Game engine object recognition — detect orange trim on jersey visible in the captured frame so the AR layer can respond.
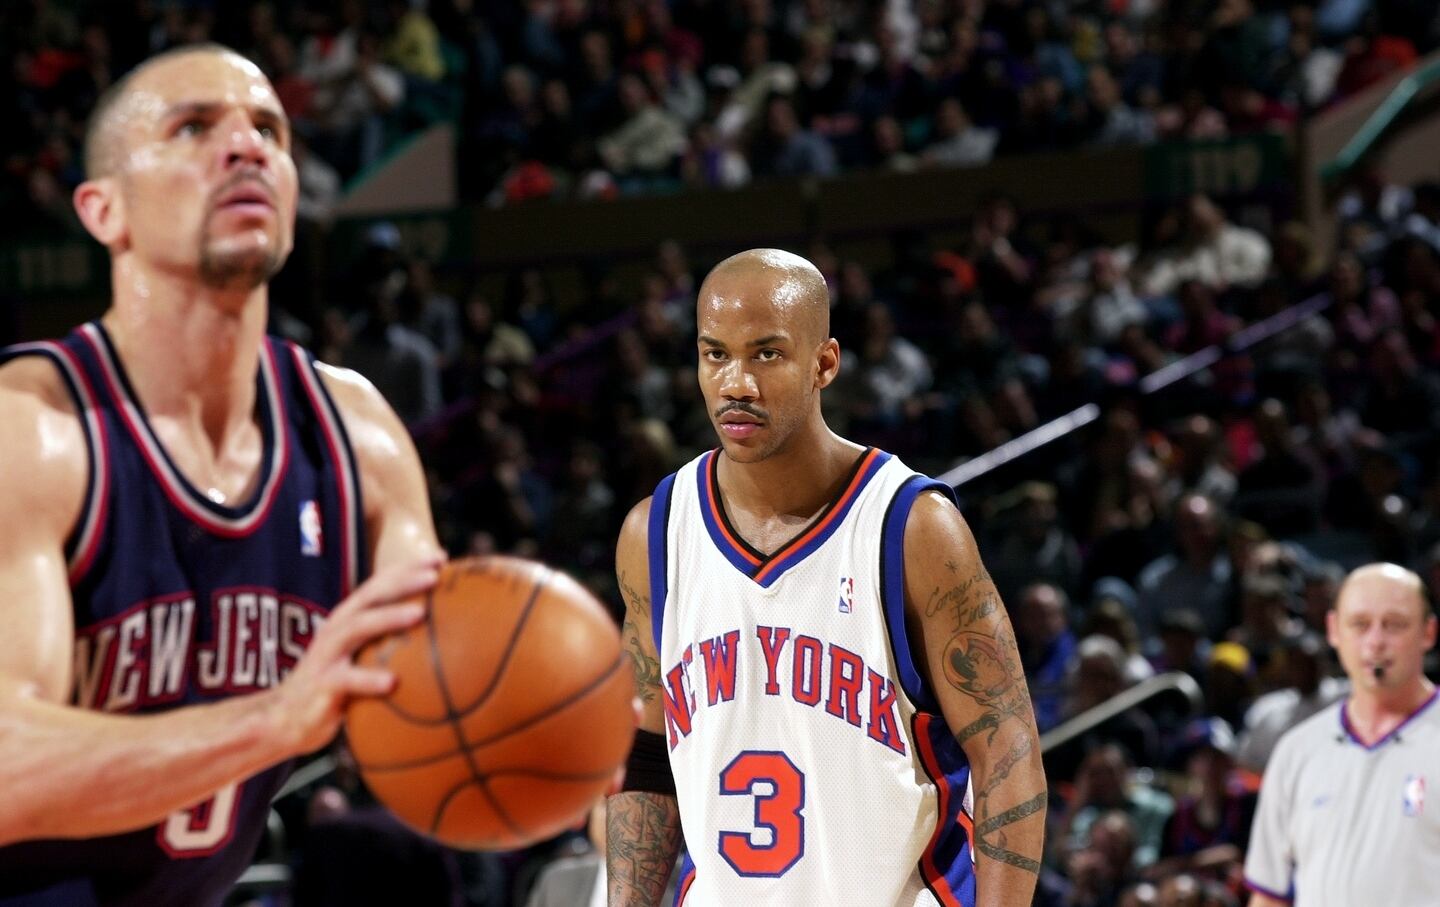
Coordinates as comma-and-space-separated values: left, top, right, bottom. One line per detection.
751, 448, 883, 584
704, 452, 763, 566
676, 865, 696, 905
915, 713, 964, 907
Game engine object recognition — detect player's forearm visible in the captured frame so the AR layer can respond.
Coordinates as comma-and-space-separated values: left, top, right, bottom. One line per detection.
606, 791, 682, 907
0, 685, 291, 844
969, 735, 1047, 907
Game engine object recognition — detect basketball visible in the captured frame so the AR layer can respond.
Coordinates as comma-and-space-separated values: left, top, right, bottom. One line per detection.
344, 556, 636, 850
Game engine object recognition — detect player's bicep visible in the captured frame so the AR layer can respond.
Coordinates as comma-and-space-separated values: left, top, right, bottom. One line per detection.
0, 386, 85, 703
902, 492, 1036, 758
318, 364, 442, 572
616, 497, 665, 733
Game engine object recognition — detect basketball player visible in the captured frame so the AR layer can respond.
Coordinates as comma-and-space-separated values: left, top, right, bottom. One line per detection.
0, 45, 443, 904
607, 250, 1046, 906
1245, 562, 1440, 907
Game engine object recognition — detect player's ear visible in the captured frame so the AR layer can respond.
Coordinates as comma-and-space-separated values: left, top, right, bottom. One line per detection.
1325, 608, 1340, 648
814, 337, 841, 390
74, 177, 127, 248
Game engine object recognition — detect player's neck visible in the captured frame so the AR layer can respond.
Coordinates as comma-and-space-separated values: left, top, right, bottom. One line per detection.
104, 262, 267, 443
1346, 677, 1435, 734
718, 427, 864, 519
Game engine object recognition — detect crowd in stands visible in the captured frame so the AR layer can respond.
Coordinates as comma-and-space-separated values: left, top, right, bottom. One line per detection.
6, 0, 1440, 229
250, 166, 1440, 906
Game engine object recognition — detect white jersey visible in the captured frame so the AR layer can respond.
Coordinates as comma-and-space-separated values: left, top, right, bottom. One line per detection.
1244, 690, 1440, 907
648, 448, 976, 907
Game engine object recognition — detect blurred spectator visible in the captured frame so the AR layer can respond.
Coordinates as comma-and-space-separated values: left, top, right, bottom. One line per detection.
988, 482, 1084, 607
597, 74, 687, 186
1066, 810, 1143, 907
1064, 745, 1174, 869
751, 93, 838, 178
1087, 583, 1157, 684
1014, 581, 1079, 735
921, 97, 998, 168
345, 275, 443, 424
1142, 196, 1272, 297
1137, 493, 1233, 640
1154, 718, 1256, 877
1233, 398, 1323, 537
1053, 249, 1148, 351
1048, 636, 1162, 780
305, 30, 405, 178
1235, 633, 1347, 771
842, 302, 932, 438
1164, 415, 1237, 506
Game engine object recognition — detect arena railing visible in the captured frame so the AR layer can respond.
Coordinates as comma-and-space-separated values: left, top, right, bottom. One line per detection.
936, 291, 1332, 490
1321, 56, 1440, 184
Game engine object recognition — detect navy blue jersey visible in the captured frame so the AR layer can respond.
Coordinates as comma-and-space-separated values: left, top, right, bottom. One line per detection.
0, 322, 367, 907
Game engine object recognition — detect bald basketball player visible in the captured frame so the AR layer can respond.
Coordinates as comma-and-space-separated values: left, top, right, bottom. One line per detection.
1245, 563, 1440, 907
608, 250, 1046, 906
0, 45, 442, 905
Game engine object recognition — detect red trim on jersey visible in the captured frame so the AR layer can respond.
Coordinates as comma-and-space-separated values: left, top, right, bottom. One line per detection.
77, 325, 290, 538
675, 865, 696, 905
915, 713, 964, 907
703, 452, 763, 567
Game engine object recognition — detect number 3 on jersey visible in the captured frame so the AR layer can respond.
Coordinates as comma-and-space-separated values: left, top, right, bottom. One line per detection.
157, 781, 240, 857
718, 751, 805, 876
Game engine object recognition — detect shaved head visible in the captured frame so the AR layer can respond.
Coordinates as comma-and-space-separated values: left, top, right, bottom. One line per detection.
1337, 562, 1430, 618
84, 43, 255, 178
700, 249, 831, 348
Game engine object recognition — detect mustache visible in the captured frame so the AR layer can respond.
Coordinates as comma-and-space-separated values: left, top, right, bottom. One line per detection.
714, 402, 768, 420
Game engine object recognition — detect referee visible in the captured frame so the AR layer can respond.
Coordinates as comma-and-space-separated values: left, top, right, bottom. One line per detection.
1244, 562, 1439, 907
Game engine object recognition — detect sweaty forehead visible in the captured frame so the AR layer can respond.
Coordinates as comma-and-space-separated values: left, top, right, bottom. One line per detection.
1337, 574, 1425, 618
124, 51, 281, 123
698, 267, 827, 345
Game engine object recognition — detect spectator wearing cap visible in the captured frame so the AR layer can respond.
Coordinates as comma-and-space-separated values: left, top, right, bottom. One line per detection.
1015, 582, 1079, 734
1236, 633, 1347, 772
1204, 642, 1256, 731
1154, 718, 1257, 882
1151, 609, 1211, 680
1228, 573, 1305, 689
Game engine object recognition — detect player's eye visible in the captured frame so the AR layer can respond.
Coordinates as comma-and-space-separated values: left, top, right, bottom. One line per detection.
756, 349, 781, 362
703, 349, 726, 361
258, 124, 278, 140
176, 119, 207, 137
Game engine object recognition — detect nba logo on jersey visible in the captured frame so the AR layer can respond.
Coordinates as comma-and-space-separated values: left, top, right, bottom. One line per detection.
838, 576, 854, 613
1403, 774, 1426, 817
299, 500, 323, 557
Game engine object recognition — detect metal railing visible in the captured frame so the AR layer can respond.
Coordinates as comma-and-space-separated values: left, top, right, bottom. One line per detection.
939, 290, 1333, 490
1039, 671, 1204, 754
1320, 57, 1440, 183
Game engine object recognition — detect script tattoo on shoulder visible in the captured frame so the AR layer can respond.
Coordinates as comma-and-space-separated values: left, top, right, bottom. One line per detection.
619, 570, 662, 704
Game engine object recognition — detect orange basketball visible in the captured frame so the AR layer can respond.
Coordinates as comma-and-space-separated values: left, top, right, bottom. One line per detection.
345, 556, 635, 850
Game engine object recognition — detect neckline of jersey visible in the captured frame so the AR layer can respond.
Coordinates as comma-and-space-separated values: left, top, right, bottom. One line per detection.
83, 321, 289, 531
1338, 686, 1439, 751
698, 446, 888, 587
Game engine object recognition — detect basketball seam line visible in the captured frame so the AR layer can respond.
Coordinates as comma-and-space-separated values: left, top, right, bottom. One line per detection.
374, 568, 548, 726
425, 566, 549, 840
353, 653, 628, 774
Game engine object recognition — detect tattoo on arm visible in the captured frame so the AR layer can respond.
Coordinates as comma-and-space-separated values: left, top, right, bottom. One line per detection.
973, 793, 1046, 873
932, 568, 1044, 877
619, 570, 663, 705
607, 792, 682, 905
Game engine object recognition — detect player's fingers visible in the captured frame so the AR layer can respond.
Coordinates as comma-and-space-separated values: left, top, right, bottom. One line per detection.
323, 602, 426, 657
337, 664, 399, 698
332, 558, 443, 617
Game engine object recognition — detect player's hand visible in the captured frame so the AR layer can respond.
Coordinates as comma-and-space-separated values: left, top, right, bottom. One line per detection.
268, 557, 442, 758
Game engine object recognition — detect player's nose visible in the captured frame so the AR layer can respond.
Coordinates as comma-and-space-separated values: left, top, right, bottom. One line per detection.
218, 113, 271, 169
719, 359, 758, 400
